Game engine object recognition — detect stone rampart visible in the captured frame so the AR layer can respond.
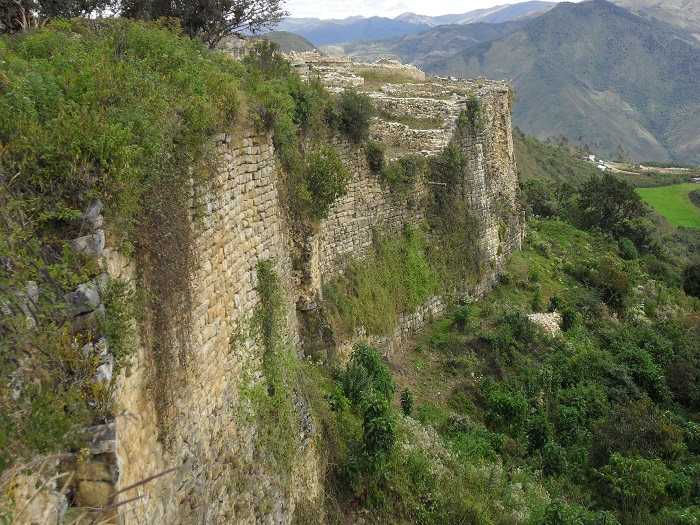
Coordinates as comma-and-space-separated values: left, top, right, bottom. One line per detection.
46, 56, 523, 524
110, 129, 320, 525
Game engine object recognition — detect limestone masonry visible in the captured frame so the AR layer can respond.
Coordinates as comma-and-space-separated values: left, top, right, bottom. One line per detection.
24, 53, 524, 524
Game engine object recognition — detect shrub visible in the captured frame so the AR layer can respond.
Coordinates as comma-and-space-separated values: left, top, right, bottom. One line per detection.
589, 400, 685, 468
598, 453, 672, 524
400, 388, 415, 416
618, 237, 639, 260
337, 88, 375, 142
365, 140, 386, 175
347, 342, 396, 402
483, 386, 528, 436
383, 154, 424, 193
339, 344, 397, 484
593, 263, 631, 312
683, 262, 700, 299
301, 144, 352, 220
560, 306, 578, 331
457, 93, 484, 134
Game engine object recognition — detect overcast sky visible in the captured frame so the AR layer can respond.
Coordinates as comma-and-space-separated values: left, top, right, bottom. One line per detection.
282, 0, 565, 20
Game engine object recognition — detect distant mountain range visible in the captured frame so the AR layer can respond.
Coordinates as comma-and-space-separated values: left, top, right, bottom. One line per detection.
424, 0, 700, 163
274, 2, 556, 45
325, 21, 528, 68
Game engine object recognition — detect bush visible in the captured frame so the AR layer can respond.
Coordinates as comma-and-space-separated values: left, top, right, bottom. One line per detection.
337, 88, 375, 142
457, 93, 483, 134
301, 144, 352, 219
383, 154, 424, 193
618, 237, 639, 260
400, 388, 415, 416
589, 400, 684, 468
365, 140, 386, 175
683, 262, 700, 299
339, 344, 397, 484
593, 263, 631, 312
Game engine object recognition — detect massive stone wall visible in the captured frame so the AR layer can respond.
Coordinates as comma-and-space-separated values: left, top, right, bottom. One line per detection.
110, 129, 320, 525
46, 57, 524, 524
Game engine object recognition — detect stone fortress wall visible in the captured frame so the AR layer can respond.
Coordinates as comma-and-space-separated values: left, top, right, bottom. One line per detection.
33, 52, 524, 524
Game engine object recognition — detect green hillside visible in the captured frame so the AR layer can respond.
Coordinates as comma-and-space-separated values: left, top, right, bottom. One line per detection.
426, 0, 700, 164
259, 31, 318, 53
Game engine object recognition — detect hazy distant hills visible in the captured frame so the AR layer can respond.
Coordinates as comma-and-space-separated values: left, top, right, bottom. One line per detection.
326, 22, 528, 68
394, 1, 557, 25
425, 0, 700, 163
275, 2, 556, 46
274, 16, 431, 45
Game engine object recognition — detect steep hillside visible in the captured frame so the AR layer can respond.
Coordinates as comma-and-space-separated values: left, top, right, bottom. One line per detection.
427, 0, 700, 164
258, 30, 318, 53
611, 0, 700, 38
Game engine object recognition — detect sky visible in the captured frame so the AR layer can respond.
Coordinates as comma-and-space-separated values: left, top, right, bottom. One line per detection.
282, 0, 562, 20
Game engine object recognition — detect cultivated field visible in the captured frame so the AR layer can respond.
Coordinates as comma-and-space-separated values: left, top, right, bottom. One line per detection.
637, 183, 700, 228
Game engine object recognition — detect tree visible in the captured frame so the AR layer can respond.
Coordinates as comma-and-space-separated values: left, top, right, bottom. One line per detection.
121, 0, 288, 47
337, 88, 375, 142
576, 173, 645, 237
1, 0, 114, 33
682, 262, 700, 299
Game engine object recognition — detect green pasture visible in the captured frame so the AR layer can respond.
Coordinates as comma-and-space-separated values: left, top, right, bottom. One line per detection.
636, 183, 700, 228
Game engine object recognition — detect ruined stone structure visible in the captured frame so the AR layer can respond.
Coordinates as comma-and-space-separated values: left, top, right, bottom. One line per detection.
11, 55, 524, 524
108, 57, 522, 524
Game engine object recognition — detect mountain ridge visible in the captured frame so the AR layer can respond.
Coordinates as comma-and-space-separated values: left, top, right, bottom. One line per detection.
275, 2, 557, 45
425, 0, 700, 163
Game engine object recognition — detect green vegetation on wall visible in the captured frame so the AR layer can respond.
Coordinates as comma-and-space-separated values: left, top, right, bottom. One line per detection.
0, 21, 372, 471
323, 225, 439, 338
240, 261, 299, 477
0, 18, 246, 468
322, 140, 482, 340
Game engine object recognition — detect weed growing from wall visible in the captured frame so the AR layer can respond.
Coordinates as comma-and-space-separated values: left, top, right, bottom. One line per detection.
0, 182, 109, 472
427, 143, 483, 287
99, 278, 138, 374
365, 140, 386, 175
240, 261, 299, 482
323, 225, 439, 338
383, 154, 425, 194
457, 93, 485, 135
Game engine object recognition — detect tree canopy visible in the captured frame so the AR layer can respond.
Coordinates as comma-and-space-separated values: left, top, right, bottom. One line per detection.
1, 0, 288, 46
576, 173, 646, 236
